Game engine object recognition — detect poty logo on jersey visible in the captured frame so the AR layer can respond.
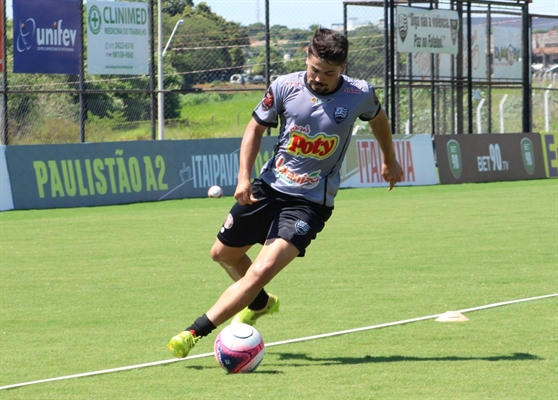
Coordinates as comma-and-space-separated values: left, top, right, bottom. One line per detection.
16, 18, 77, 52
287, 132, 339, 160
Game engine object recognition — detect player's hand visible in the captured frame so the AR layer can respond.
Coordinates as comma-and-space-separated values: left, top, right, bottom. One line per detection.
234, 179, 258, 205
382, 160, 404, 191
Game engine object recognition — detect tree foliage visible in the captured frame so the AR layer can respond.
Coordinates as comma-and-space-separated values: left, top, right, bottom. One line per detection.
163, 0, 194, 17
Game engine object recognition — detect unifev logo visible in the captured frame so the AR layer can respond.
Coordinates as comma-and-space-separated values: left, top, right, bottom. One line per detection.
520, 138, 535, 175
16, 18, 35, 51
16, 18, 77, 52
88, 5, 102, 35
446, 139, 462, 179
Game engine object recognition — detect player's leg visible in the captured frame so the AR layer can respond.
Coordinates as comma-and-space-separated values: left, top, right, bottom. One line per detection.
167, 238, 298, 358
206, 237, 299, 327
210, 239, 253, 281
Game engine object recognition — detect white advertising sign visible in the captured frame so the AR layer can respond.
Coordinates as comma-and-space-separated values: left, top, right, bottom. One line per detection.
0, 146, 14, 211
409, 22, 487, 81
492, 26, 522, 80
87, 0, 149, 75
341, 134, 438, 188
396, 6, 459, 55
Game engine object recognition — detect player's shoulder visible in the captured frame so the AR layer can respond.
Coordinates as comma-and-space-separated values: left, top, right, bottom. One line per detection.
273, 71, 305, 89
341, 75, 374, 95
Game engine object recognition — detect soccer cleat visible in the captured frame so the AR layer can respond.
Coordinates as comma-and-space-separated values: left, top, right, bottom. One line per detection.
231, 293, 280, 326
167, 330, 200, 358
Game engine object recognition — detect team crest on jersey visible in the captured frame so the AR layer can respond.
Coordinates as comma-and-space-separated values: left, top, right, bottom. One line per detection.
334, 107, 349, 123
262, 87, 274, 111
295, 220, 311, 236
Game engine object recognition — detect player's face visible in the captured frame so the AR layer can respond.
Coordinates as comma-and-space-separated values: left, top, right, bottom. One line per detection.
305, 54, 346, 95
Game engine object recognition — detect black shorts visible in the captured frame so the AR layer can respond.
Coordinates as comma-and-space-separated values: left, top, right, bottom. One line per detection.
217, 179, 333, 257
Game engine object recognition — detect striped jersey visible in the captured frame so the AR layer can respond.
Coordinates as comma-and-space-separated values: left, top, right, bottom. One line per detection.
252, 71, 382, 207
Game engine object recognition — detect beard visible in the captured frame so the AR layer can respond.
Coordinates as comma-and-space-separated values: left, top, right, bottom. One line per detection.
308, 80, 329, 94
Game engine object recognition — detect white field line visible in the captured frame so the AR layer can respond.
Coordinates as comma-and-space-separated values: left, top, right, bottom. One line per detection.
1, 293, 556, 391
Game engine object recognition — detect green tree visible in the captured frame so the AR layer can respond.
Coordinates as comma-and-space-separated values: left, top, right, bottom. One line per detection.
163, 0, 194, 17
167, 3, 250, 84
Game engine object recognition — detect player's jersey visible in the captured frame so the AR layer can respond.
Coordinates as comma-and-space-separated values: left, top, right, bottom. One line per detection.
253, 71, 382, 207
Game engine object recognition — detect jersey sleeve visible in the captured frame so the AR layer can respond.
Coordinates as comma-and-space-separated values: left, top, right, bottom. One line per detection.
358, 84, 382, 121
252, 80, 281, 128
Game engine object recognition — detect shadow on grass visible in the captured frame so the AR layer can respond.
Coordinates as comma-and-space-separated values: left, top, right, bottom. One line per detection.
181, 352, 541, 372
271, 352, 543, 366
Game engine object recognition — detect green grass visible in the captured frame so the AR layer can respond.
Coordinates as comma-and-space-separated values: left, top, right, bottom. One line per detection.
83, 91, 266, 142
0, 180, 556, 399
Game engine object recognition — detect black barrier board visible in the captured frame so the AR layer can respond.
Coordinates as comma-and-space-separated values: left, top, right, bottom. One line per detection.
6, 138, 276, 210
434, 133, 546, 184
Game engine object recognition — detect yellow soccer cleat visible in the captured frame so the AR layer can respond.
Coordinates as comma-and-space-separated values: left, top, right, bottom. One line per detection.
231, 294, 280, 326
167, 330, 200, 358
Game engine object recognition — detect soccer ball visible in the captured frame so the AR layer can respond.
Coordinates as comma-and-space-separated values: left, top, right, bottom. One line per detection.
214, 323, 265, 373
207, 185, 223, 198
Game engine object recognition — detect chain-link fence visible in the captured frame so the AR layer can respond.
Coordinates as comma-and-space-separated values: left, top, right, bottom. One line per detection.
0, 0, 556, 145
345, 1, 557, 136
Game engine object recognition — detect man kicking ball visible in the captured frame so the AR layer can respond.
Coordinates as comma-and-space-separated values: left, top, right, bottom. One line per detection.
168, 27, 403, 358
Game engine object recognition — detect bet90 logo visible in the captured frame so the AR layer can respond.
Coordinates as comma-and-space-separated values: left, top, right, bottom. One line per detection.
520, 138, 535, 175
446, 139, 462, 179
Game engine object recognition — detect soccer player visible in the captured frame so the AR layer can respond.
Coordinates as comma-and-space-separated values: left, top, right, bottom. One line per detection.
168, 28, 403, 358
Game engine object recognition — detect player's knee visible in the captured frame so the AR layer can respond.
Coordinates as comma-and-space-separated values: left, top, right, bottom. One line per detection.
210, 242, 239, 267
210, 244, 227, 264
246, 262, 276, 287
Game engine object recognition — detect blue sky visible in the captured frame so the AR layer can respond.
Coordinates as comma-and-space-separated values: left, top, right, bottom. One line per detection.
193, 0, 557, 29
4, 0, 557, 28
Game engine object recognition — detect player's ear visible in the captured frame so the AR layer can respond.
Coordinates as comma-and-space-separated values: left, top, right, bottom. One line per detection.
340, 61, 348, 74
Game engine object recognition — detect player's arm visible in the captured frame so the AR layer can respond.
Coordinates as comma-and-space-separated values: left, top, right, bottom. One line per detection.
235, 118, 268, 205
367, 109, 403, 191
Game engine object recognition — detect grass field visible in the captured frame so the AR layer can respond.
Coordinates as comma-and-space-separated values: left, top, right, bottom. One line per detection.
0, 180, 556, 399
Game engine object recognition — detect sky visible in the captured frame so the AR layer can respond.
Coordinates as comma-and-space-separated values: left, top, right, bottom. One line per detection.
191, 0, 558, 29
4, 0, 557, 28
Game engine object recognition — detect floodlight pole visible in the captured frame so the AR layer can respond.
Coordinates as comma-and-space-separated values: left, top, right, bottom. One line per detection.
157, 7, 184, 140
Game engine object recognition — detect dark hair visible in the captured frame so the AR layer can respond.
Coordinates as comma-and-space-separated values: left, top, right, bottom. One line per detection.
307, 28, 349, 66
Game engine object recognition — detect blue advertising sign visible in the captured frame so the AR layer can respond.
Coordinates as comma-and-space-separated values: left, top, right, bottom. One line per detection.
13, 0, 81, 74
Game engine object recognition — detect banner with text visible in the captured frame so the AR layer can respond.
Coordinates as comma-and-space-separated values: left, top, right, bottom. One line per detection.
434, 133, 546, 184
341, 134, 438, 188
396, 6, 459, 55
492, 26, 522, 80
410, 21, 487, 81
13, 0, 81, 74
87, 0, 149, 75
541, 133, 558, 178
6, 138, 276, 210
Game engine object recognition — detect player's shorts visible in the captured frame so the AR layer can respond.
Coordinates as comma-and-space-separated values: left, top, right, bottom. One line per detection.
216, 178, 333, 257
